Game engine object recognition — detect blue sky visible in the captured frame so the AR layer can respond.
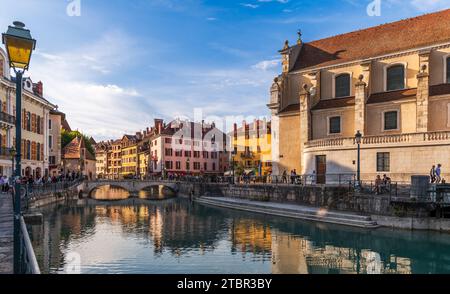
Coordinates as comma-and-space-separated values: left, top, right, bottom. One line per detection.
1, 0, 450, 140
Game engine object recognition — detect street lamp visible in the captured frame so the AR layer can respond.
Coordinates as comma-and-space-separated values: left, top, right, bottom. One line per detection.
2, 21, 36, 274
355, 130, 363, 189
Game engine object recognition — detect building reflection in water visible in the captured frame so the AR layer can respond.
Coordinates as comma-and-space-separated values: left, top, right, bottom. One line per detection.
28, 195, 450, 274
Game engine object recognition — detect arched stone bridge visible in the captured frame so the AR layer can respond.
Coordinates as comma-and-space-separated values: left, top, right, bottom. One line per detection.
77, 180, 180, 197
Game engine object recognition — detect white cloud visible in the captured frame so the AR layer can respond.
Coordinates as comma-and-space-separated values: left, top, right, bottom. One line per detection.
252, 59, 281, 71
240, 3, 260, 9
410, 0, 450, 11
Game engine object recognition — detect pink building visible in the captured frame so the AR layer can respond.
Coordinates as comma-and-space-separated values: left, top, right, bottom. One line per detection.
147, 119, 228, 176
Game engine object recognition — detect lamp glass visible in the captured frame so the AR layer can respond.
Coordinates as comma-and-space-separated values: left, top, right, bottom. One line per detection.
4, 35, 34, 69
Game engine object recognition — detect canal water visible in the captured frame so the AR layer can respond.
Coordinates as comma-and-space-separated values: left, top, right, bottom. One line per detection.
29, 186, 450, 274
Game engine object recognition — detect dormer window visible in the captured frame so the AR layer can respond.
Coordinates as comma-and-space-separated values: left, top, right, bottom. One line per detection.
335, 73, 351, 98
386, 64, 405, 91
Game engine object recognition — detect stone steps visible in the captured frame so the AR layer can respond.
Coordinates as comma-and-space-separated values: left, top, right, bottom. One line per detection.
196, 197, 379, 229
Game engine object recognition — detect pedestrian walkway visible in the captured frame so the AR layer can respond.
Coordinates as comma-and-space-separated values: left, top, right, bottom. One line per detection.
0, 194, 13, 274
195, 197, 379, 229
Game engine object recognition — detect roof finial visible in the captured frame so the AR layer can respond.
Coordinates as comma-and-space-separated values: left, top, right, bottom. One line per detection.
283, 40, 289, 50
297, 29, 302, 45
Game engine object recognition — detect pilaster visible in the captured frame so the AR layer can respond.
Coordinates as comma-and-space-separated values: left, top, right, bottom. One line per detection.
416, 50, 431, 132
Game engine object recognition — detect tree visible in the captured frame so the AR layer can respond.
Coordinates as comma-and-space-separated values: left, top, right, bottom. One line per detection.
61, 129, 95, 156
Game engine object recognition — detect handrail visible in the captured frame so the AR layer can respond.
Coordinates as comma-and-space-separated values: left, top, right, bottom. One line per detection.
20, 216, 40, 274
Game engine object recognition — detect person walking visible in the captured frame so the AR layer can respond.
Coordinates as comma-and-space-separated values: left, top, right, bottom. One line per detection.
436, 164, 442, 184
430, 165, 437, 183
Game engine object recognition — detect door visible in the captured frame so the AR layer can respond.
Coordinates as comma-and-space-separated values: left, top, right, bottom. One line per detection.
316, 155, 326, 184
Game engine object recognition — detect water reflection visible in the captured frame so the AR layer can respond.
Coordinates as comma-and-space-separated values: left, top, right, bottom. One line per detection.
29, 198, 450, 274
91, 185, 176, 201
90, 186, 130, 200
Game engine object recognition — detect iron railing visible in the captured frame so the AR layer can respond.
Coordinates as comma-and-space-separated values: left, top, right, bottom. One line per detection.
0, 111, 15, 125
19, 216, 40, 274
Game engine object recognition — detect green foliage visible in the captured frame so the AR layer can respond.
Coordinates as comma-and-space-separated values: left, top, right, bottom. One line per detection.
61, 129, 95, 156
234, 163, 244, 176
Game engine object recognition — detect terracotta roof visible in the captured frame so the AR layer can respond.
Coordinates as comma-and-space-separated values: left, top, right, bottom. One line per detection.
367, 88, 417, 104
278, 103, 300, 114
63, 136, 96, 161
292, 9, 450, 72
430, 83, 450, 96
311, 96, 355, 110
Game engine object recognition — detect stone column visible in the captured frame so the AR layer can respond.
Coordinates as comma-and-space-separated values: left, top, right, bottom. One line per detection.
354, 75, 367, 134
299, 84, 311, 174
416, 50, 431, 133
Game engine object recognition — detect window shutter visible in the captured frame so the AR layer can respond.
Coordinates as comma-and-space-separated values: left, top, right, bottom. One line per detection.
31, 142, 35, 160
21, 139, 25, 159
41, 117, 44, 134
41, 144, 44, 161
1, 101, 6, 112
22, 109, 26, 129
32, 114, 36, 133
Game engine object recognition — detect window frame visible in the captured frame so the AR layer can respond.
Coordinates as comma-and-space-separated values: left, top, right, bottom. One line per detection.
444, 54, 450, 84
382, 110, 400, 131
376, 152, 390, 172
384, 63, 407, 92
327, 115, 342, 135
333, 73, 352, 98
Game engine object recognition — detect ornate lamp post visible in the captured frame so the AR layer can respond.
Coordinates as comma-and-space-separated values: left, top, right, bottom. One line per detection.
355, 130, 363, 189
2, 21, 36, 274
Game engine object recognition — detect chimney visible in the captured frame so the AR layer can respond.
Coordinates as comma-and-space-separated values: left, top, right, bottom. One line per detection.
33, 81, 43, 97
154, 119, 163, 134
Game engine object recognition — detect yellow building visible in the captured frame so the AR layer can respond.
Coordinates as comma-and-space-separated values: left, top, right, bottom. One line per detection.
120, 134, 141, 178
231, 120, 272, 176
269, 9, 450, 183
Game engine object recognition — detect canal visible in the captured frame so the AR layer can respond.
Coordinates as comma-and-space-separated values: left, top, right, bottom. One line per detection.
28, 186, 450, 274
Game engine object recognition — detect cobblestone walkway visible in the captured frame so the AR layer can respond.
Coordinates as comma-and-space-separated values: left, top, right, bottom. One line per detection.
0, 194, 13, 274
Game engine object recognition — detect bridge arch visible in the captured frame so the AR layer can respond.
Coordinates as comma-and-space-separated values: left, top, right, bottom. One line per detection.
81, 180, 179, 199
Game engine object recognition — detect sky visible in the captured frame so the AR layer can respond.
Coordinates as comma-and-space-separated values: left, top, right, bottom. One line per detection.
1, 0, 450, 141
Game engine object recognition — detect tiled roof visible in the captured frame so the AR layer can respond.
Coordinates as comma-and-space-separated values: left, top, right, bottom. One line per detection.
278, 103, 300, 114
430, 83, 450, 96
367, 88, 417, 104
63, 136, 96, 161
311, 96, 355, 110
292, 9, 450, 72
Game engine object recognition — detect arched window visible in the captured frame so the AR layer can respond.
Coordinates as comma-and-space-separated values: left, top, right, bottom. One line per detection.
386, 65, 405, 91
446, 57, 450, 84
335, 73, 351, 98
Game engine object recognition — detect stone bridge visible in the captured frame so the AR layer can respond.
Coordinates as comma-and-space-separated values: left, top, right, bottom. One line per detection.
78, 180, 180, 197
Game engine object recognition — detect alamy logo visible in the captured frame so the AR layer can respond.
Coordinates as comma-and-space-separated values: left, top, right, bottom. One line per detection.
67, 0, 81, 17
367, 0, 381, 17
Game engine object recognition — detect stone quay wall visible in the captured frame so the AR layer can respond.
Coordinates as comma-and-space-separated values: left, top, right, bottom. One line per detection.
180, 182, 437, 217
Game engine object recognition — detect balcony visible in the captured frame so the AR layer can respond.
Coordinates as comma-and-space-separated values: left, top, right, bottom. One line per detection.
304, 131, 450, 150
0, 111, 15, 129
0, 147, 14, 160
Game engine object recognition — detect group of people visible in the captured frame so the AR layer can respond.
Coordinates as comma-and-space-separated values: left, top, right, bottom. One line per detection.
281, 170, 299, 184
430, 164, 444, 184
373, 174, 392, 195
